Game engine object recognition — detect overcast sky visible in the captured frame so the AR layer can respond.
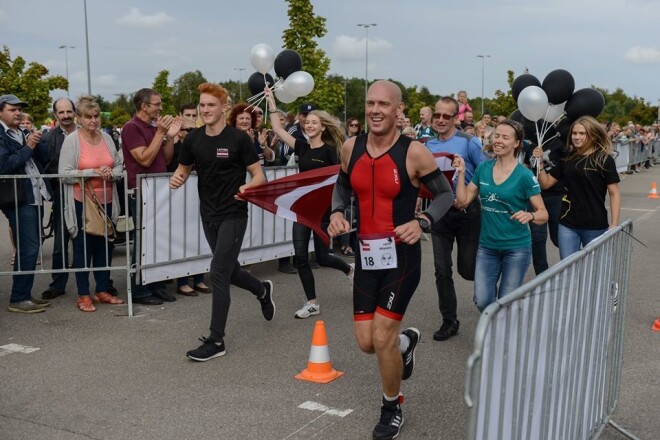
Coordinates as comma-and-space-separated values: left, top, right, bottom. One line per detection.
2, 0, 659, 108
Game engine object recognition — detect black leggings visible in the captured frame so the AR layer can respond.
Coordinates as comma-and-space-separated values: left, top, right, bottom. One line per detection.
292, 222, 351, 301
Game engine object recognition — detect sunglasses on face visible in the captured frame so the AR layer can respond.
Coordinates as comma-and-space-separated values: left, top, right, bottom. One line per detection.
349, 123, 359, 127
433, 113, 455, 121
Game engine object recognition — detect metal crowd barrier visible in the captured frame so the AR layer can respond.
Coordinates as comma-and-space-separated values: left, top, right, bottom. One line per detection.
614, 139, 659, 172
0, 173, 131, 310
464, 220, 637, 440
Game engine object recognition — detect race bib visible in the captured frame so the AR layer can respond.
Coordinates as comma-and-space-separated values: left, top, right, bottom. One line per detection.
359, 236, 397, 270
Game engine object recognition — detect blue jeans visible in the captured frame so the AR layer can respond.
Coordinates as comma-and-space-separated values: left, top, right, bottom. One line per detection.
474, 245, 531, 312
3, 204, 42, 303
529, 193, 562, 275
558, 224, 607, 260
72, 201, 112, 296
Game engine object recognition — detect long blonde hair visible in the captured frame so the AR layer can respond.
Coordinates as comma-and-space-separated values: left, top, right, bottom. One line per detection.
566, 116, 613, 171
307, 110, 345, 157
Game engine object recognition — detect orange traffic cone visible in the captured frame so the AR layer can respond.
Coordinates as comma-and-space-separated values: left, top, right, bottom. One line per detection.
648, 182, 659, 199
295, 320, 344, 384
652, 317, 660, 332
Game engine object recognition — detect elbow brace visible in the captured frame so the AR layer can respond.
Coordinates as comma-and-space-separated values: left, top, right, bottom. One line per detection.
331, 169, 352, 215
419, 169, 454, 224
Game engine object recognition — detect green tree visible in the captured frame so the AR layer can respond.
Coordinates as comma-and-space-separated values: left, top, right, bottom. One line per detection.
172, 70, 207, 111
282, 0, 343, 113
152, 70, 175, 116
110, 93, 134, 116
0, 46, 67, 125
109, 107, 131, 127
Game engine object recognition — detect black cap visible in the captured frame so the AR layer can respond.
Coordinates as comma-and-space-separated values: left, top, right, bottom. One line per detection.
0, 94, 27, 107
299, 103, 316, 114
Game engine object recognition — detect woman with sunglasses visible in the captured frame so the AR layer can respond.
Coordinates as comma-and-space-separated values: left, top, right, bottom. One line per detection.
167, 117, 211, 296
453, 119, 548, 312
265, 87, 354, 319
346, 118, 362, 138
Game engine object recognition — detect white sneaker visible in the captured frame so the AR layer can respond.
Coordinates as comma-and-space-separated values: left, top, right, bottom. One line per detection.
294, 301, 320, 319
347, 263, 355, 287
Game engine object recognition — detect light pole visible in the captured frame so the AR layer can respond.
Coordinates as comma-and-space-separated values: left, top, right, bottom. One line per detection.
58, 45, 74, 97
357, 23, 377, 126
343, 80, 347, 126
234, 67, 246, 101
476, 54, 491, 117
83, 0, 92, 94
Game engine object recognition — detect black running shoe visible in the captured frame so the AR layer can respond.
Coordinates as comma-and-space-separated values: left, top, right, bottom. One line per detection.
372, 397, 404, 440
186, 337, 225, 362
401, 327, 420, 381
433, 319, 459, 341
258, 280, 275, 321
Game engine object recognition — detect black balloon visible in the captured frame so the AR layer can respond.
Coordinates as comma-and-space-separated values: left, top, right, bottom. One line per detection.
541, 69, 575, 104
248, 72, 275, 96
274, 49, 302, 80
512, 74, 541, 102
564, 88, 605, 120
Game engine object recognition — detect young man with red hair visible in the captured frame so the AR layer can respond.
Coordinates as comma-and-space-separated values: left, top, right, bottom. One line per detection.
170, 83, 275, 361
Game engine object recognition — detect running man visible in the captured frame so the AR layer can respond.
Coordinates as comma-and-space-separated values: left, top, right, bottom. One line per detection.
328, 80, 454, 440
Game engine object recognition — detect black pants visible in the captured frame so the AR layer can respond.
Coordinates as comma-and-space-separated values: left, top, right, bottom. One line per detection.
431, 201, 481, 322
49, 185, 70, 291
292, 222, 350, 301
529, 193, 562, 275
202, 217, 263, 342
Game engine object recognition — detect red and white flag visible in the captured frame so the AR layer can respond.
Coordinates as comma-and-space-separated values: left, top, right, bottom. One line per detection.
239, 152, 455, 244
239, 165, 340, 244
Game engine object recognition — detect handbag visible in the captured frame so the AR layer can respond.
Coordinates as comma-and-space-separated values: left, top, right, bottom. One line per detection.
0, 177, 26, 210
83, 180, 115, 242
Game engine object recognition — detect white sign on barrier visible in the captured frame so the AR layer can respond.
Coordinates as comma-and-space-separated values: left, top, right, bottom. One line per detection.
139, 168, 305, 284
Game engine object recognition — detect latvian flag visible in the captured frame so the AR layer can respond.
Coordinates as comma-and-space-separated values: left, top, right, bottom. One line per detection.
239, 165, 341, 244
239, 152, 455, 245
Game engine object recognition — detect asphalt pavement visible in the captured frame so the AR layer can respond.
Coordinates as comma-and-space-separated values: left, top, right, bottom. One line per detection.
1, 165, 659, 440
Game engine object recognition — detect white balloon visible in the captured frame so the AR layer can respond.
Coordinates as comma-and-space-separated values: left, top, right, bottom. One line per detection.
250, 44, 275, 75
274, 86, 297, 104
517, 86, 549, 122
284, 71, 315, 97
544, 101, 566, 123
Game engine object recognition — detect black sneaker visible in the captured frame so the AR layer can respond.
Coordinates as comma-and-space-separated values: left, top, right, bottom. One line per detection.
433, 319, 459, 341
401, 327, 420, 380
186, 337, 225, 362
258, 280, 275, 321
372, 397, 404, 440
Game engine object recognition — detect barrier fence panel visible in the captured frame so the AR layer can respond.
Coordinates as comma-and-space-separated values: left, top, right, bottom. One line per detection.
464, 220, 637, 440
0, 173, 132, 314
136, 166, 307, 285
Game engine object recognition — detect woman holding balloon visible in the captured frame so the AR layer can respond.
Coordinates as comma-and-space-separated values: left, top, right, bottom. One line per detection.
532, 116, 620, 259
264, 86, 354, 319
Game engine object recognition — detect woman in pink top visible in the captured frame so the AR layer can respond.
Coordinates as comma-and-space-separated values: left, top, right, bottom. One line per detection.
59, 96, 124, 312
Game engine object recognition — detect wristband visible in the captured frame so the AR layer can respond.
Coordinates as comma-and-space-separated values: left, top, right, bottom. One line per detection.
530, 212, 535, 222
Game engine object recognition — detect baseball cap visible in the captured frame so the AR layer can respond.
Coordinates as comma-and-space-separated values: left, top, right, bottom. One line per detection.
299, 103, 316, 114
0, 94, 27, 107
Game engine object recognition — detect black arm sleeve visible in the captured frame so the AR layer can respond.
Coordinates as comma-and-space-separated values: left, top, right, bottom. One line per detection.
331, 169, 352, 215
419, 168, 454, 224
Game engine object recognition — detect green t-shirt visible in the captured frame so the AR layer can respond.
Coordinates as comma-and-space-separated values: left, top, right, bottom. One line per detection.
472, 160, 541, 250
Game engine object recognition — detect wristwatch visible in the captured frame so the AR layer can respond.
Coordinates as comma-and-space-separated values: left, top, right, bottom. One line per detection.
416, 216, 431, 232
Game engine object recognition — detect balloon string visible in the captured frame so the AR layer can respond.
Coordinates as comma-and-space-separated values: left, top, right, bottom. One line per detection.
246, 79, 284, 103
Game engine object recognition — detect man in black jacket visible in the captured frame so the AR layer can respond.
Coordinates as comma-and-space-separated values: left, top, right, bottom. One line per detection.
40, 98, 77, 300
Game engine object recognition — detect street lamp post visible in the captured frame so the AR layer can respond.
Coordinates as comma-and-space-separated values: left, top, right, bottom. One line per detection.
83, 0, 92, 94
58, 45, 74, 97
234, 67, 246, 101
357, 23, 377, 126
476, 54, 491, 117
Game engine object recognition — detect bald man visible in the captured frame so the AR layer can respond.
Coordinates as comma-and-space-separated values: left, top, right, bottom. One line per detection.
328, 80, 453, 440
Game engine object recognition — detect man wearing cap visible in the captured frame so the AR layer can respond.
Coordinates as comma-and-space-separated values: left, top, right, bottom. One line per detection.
0, 94, 52, 313
287, 103, 315, 143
